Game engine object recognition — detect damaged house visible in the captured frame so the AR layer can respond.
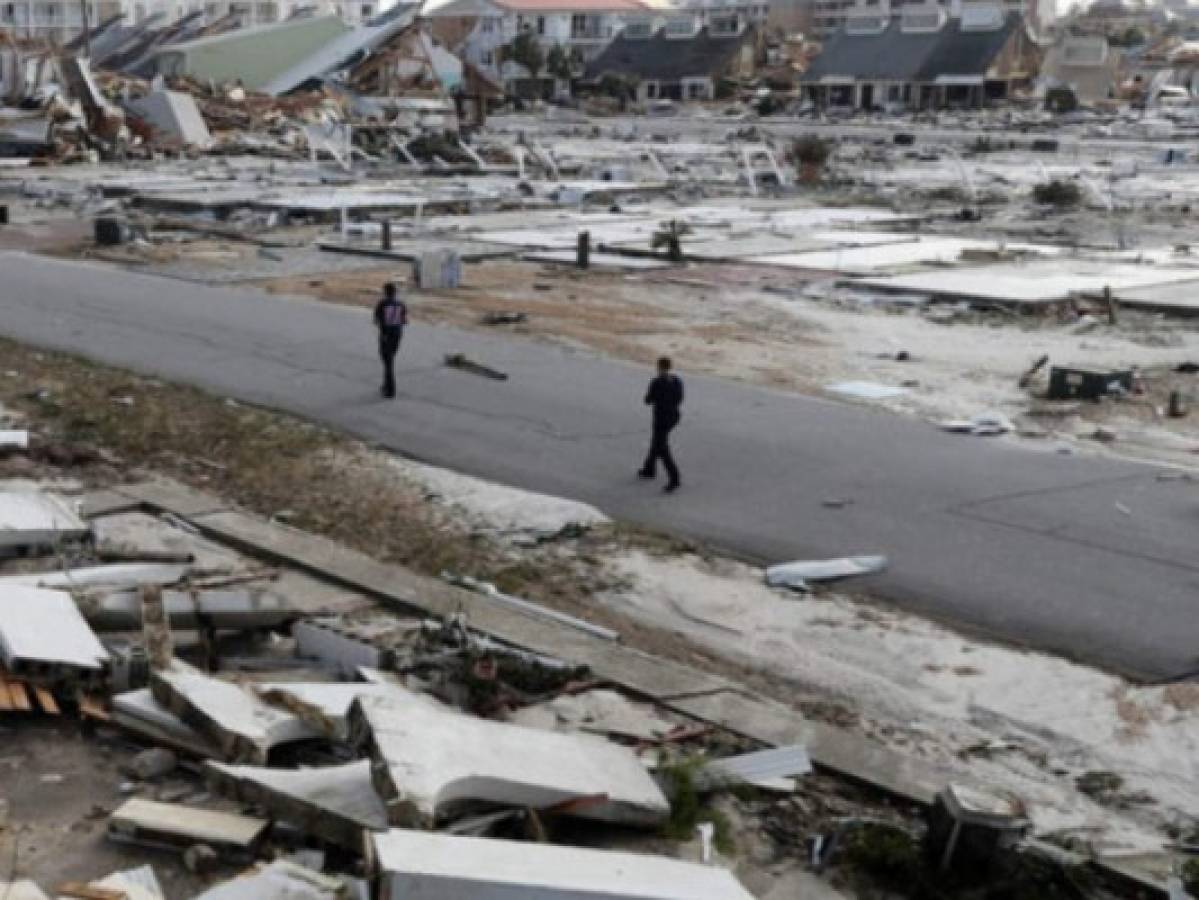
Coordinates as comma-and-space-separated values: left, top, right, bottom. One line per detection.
801, 1, 1040, 109
584, 18, 759, 101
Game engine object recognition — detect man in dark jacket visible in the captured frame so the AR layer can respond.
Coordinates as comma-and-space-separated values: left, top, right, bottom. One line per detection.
639, 356, 683, 492
373, 283, 408, 398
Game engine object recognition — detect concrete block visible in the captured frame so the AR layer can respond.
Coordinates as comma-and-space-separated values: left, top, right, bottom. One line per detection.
0, 586, 108, 676
205, 759, 387, 851
369, 830, 758, 900
293, 619, 388, 677
151, 665, 320, 764
349, 689, 670, 828
0, 491, 90, 556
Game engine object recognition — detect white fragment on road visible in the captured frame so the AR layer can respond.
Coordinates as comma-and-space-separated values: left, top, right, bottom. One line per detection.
765, 555, 888, 592
826, 381, 911, 401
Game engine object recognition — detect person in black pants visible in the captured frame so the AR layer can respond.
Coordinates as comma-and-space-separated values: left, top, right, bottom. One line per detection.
373, 283, 408, 398
639, 356, 683, 492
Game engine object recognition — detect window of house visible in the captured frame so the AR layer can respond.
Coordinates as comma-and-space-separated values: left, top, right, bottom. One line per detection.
2, 3, 13, 18
664, 15, 693, 35
710, 14, 739, 33
536, 14, 545, 33
482, 49, 494, 63
646, 81, 658, 97
360, 3, 372, 16
623, 17, 652, 36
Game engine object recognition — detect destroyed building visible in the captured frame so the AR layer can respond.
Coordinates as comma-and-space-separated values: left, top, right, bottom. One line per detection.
801, 1, 1040, 108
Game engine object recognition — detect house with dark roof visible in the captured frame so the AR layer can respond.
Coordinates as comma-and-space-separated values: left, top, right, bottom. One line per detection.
584, 21, 758, 101
801, 3, 1041, 109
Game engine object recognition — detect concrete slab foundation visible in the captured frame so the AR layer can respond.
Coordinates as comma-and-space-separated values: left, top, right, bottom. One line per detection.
349, 689, 670, 828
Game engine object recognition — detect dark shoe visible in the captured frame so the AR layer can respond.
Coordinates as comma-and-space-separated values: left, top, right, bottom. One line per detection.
638, 469, 655, 479
664, 482, 680, 493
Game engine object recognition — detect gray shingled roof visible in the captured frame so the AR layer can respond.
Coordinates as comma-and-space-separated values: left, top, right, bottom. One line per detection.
586, 25, 753, 82
803, 13, 1020, 82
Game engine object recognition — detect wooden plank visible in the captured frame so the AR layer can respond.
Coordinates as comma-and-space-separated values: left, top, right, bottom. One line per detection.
0, 677, 14, 712
78, 693, 110, 721
33, 685, 60, 715
8, 680, 32, 712
57, 882, 127, 900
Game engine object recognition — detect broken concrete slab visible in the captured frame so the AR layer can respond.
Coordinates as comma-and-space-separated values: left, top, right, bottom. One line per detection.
368, 830, 758, 900
90, 865, 165, 900
205, 759, 387, 851
127, 90, 212, 148
108, 798, 268, 852
765, 556, 888, 592
195, 860, 347, 900
509, 688, 675, 742
349, 689, 670, 828
112, 688, 223, 757
0, 586, 108, 676
0, 491, 90, 556
293, 619, 391, 677
151, 665, 320, 764
255, 682, 415, 741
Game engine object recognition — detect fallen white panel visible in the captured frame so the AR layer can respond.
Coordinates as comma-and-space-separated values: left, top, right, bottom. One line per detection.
128, 90, 212, 148
826, 381, 909, 400
370, 830, 757, 900
350, 690, 670, 828
108, 798, 268, 850
0, 562, 189, 590
0, 491, 89, 553
0, 431, 28, 448
700, 745, 813, 791
765, 556, 888, 592
152, 666, 320, 764
0, 585, 108, 672
195, 860, 346, 900
206, 759, 387, 850
112, 688, 221, 758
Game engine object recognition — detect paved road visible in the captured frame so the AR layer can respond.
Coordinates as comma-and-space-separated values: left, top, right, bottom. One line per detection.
2, 252, 1196, 681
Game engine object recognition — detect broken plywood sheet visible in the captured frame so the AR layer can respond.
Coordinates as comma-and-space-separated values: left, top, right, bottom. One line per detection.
369, 830, 757, 900
112, 688, 221, 758
0, 491, 89, 555
350, 689, 670, 828
205, 759, 387, 851
108, 798, 268, 851
195, 860, 346, 900
509, 689, 676, 742
151, 666, 320, 764
0, 586, 108, 674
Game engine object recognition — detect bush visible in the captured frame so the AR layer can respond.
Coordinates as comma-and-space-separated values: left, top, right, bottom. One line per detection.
793, 134, 832, 168
1033, 179, 1082, 208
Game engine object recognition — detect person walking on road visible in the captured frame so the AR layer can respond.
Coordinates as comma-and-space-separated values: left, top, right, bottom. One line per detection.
373, 282, 408, 398
639, 356, 683, 492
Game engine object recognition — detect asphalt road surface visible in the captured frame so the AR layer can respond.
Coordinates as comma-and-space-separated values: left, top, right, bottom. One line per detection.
2, 252, 1196, 682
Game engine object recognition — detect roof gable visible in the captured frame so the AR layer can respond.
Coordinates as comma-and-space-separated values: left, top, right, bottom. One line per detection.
586, 23, 752, 80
